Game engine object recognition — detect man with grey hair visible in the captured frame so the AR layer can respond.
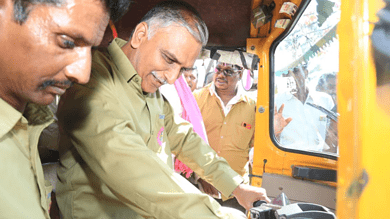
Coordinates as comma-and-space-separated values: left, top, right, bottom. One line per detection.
56, 1, 270, 218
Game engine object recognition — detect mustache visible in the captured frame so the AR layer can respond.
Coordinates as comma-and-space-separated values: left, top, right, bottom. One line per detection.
38, 80, 74, 90
215, 76, 228, 83
151, 71, 167, 85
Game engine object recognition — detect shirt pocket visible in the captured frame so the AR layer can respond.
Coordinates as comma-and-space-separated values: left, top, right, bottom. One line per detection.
231, 122, 254, 150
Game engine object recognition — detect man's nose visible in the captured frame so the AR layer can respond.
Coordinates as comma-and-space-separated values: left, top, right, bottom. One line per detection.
216, 71, 226, 79
64, 48, 92, 84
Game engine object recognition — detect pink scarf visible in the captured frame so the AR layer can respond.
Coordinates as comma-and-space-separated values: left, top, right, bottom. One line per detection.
173, 75, 209, 178
244, 69, 252, 90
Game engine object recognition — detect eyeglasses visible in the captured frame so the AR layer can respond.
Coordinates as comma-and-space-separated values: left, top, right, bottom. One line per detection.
215, 66, 241, 77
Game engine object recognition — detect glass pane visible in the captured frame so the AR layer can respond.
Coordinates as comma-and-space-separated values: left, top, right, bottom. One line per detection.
273, 0, 340, 155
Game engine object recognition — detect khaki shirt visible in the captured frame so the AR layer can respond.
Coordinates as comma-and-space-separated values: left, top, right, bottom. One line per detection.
194, 84, 256, 177
0, 98, 53, 219
56, 38, 243, 219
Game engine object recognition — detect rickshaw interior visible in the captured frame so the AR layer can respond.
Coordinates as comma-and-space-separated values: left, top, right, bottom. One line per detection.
44, 0, 390, 217
104, 0, 342, 217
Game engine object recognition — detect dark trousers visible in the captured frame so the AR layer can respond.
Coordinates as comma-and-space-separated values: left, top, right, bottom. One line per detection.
215, 197, 246, 213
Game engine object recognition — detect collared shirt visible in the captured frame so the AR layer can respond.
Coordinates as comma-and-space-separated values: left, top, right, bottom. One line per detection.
0, 98, 53, 219
56, 38, 243, 219
209, 82, 247, 116
275, 90, 335, 151
194, 83, 256, 179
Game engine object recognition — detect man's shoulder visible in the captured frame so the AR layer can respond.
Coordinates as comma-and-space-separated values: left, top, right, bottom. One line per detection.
275, 91, 294, 102
73, 49, 117, 92
310, 91, 334, 109
241, 92, 256, 105
59, 50, 117, 109
193, 85, 211, 100
91, 49, 114, 76
311, 90, 332, 99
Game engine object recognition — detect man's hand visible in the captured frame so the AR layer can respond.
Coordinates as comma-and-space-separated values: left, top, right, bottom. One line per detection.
274, 104, 292, 138
232, 184, 271, 211
198, 178, 219, 197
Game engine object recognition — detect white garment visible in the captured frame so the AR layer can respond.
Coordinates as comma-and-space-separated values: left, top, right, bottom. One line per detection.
275, 90, 334, 152
159, 83, 183, 116
209, 82, 246, 116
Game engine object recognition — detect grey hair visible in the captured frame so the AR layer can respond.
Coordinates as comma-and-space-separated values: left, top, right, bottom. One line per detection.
134, 1, 208, 46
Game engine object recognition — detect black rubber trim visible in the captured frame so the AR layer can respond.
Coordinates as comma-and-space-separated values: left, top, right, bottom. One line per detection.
248, 174, 263, 179
292, 166, 337, 182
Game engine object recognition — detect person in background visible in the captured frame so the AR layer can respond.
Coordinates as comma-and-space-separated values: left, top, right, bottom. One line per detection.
372, 0, 390, 113
315, 73, 338, 153
56, 1, 270, 218
316, 73, 337, 105
275, 64, 335, 152
184, 67, 199, 92
193, 61, 255, 213
159, 66, 198, 116
0, 0, 130, 217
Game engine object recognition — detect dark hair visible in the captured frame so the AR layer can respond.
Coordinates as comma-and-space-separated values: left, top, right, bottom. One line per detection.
316, 73, 336, 91
292, 63, 308, 73
13, 0, 130, 24
136, 0, 208, 46
372, 0, 390, 86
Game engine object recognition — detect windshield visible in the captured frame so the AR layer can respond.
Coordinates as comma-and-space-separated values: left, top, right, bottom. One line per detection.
273, 0, 340, 155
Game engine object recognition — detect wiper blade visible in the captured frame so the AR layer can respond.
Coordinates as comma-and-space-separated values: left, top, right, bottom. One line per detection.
307, 102, 339, 122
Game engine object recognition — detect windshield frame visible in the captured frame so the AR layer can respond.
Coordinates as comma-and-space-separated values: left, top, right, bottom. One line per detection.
269, 0, 339, 161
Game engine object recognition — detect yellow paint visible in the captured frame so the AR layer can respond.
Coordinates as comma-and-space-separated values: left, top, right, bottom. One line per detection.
249, 0, 389, 218
337, 0, 390, 218
248, 0, 337, 190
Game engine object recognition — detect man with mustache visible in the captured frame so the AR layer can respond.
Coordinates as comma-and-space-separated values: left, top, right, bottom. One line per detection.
56, 1, 270, 218
193, 61, 256, 213
0, 0, 130, 217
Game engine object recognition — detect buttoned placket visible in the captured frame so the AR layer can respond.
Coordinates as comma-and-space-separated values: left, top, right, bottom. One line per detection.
23, 114, 53, 216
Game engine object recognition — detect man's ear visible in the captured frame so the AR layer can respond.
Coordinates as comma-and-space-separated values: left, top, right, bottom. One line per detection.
130, 22, 148, 49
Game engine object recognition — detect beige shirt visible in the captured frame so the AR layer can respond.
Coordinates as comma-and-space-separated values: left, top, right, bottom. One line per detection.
0, 98, 53, 218
56, 38, 243, 219
194, 83, 256, 177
